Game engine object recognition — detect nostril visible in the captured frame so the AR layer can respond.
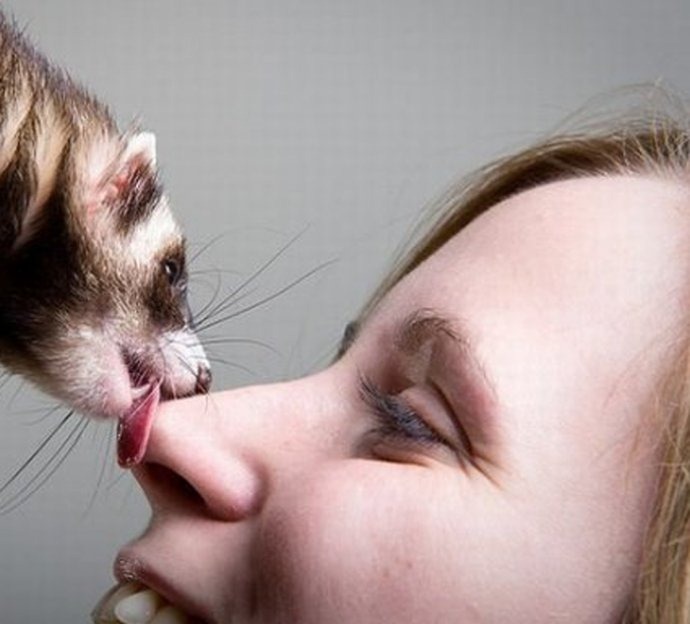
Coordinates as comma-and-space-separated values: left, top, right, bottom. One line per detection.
136, 433, 264, 521
145, 463, 206, 509
195, 365, 212, 394
140, 459, 261, 522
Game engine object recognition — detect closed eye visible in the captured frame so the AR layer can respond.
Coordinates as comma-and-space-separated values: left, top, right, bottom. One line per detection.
359, 375, 446, 447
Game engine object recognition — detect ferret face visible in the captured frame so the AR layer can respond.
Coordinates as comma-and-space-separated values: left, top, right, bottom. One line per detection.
0, 132, 210, 419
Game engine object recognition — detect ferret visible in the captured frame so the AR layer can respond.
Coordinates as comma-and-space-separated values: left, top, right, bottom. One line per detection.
0, 14, 210, 464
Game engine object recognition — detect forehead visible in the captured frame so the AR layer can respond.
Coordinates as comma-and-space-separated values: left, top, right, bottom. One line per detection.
393, 174, 689, 318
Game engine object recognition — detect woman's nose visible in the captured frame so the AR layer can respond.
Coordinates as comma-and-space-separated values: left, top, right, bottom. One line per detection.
133, 390, 266, 522
132, 375, 346, 522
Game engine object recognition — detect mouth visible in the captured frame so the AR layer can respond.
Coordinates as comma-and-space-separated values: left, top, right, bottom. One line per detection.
116, 346, 165, 467
116, 382, 161, 468
91, 580, 208, 624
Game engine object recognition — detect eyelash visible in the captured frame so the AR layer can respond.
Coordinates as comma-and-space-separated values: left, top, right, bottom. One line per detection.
358, 375, 447, 448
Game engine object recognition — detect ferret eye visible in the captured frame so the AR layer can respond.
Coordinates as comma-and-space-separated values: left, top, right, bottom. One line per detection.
163, 259, 181, 285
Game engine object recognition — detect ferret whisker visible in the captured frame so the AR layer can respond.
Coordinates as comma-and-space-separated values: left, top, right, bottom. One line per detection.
157, 332, 188, 348
6, 378, 27, 411
194, 229, 308, 326
201, 336, 277, 349
14, 403, 63, 417
0, 371, 13, 392
191, 274, 224, 323
201, 337, 280, 356
83, 421, 115, 517
170, 352, 201, 385
167, 371, 179, 401
171, 353, 195, 378
0, 410, 74, 497
205, 356, 260, 379
105, 465, 129, 493
193, 286, 246, 328
187, 232, 229, 264
149, 342, 183, 402
161, 332, 275, 357
188, 267, 244, 278
202, 386, 219, 413
155, 336, 213, 391
2, 401, 61, 418
197, 259, 337, 334
194, 285, 260, 329
1, 417, 90, 516
0, 413, 88, 515
23, 403, 65, 425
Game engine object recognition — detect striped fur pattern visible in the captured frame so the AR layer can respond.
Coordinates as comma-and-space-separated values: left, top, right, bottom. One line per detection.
0, 14, 210, 419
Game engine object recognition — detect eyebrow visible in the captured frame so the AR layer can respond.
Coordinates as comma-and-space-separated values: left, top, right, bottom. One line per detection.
394, 308, 498, 420
394, 309, 459, 355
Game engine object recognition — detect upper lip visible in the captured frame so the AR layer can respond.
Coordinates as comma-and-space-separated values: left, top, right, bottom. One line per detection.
114, 549, 212, 624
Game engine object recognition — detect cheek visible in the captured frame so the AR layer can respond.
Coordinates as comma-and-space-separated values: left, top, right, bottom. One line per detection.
250, 460, 646, 624
252, 462, 467, 623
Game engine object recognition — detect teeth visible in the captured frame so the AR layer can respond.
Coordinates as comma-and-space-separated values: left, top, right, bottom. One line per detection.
131, 384, 152, 401
92, 583, 191, 624
150, 605, 190, 624
92, 583, 141, 623
115, 588, 161, 624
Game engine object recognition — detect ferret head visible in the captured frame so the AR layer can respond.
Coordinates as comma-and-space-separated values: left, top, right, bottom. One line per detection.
0, 131, 211, 419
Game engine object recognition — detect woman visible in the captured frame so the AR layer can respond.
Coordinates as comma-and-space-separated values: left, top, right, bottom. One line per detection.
93, 108, 690, 623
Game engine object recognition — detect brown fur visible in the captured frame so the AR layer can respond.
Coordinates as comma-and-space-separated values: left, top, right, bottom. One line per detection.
0, 13, 209, 418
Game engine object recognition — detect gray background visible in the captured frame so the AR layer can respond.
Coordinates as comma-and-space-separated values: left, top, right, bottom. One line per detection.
0, 1, 689, 622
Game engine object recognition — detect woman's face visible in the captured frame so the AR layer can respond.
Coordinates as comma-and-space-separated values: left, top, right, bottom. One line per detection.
114, 175, 689, 623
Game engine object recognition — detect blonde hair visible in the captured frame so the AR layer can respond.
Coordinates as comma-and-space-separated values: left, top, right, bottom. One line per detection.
359, 93, 690, 623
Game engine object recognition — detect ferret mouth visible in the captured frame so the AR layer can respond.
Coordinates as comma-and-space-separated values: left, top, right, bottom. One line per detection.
122, 348, 156, 391
91, 581, 207, 623
116, 382, 160, 468
113, 346, 161, 467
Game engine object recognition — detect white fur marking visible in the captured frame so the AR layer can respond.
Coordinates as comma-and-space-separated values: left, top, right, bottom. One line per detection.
160, 327, 209, 394
126, 199, 181, 264
15, 101, 69, 249
0, 84, 31, 174
124, 132, 157, 166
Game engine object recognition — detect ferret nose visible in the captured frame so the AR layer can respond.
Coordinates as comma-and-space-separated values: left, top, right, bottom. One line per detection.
195, 364, 212, 394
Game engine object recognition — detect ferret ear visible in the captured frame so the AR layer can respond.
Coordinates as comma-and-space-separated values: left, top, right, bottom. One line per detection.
108, 132, 157, 198
86, 132, 161, 222
122, 132, 157, 168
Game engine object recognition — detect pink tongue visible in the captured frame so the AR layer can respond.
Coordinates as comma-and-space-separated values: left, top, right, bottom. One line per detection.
117, 384, 160, 468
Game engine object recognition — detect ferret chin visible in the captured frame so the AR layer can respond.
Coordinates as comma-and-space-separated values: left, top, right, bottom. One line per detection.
0, 12, 211, 419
